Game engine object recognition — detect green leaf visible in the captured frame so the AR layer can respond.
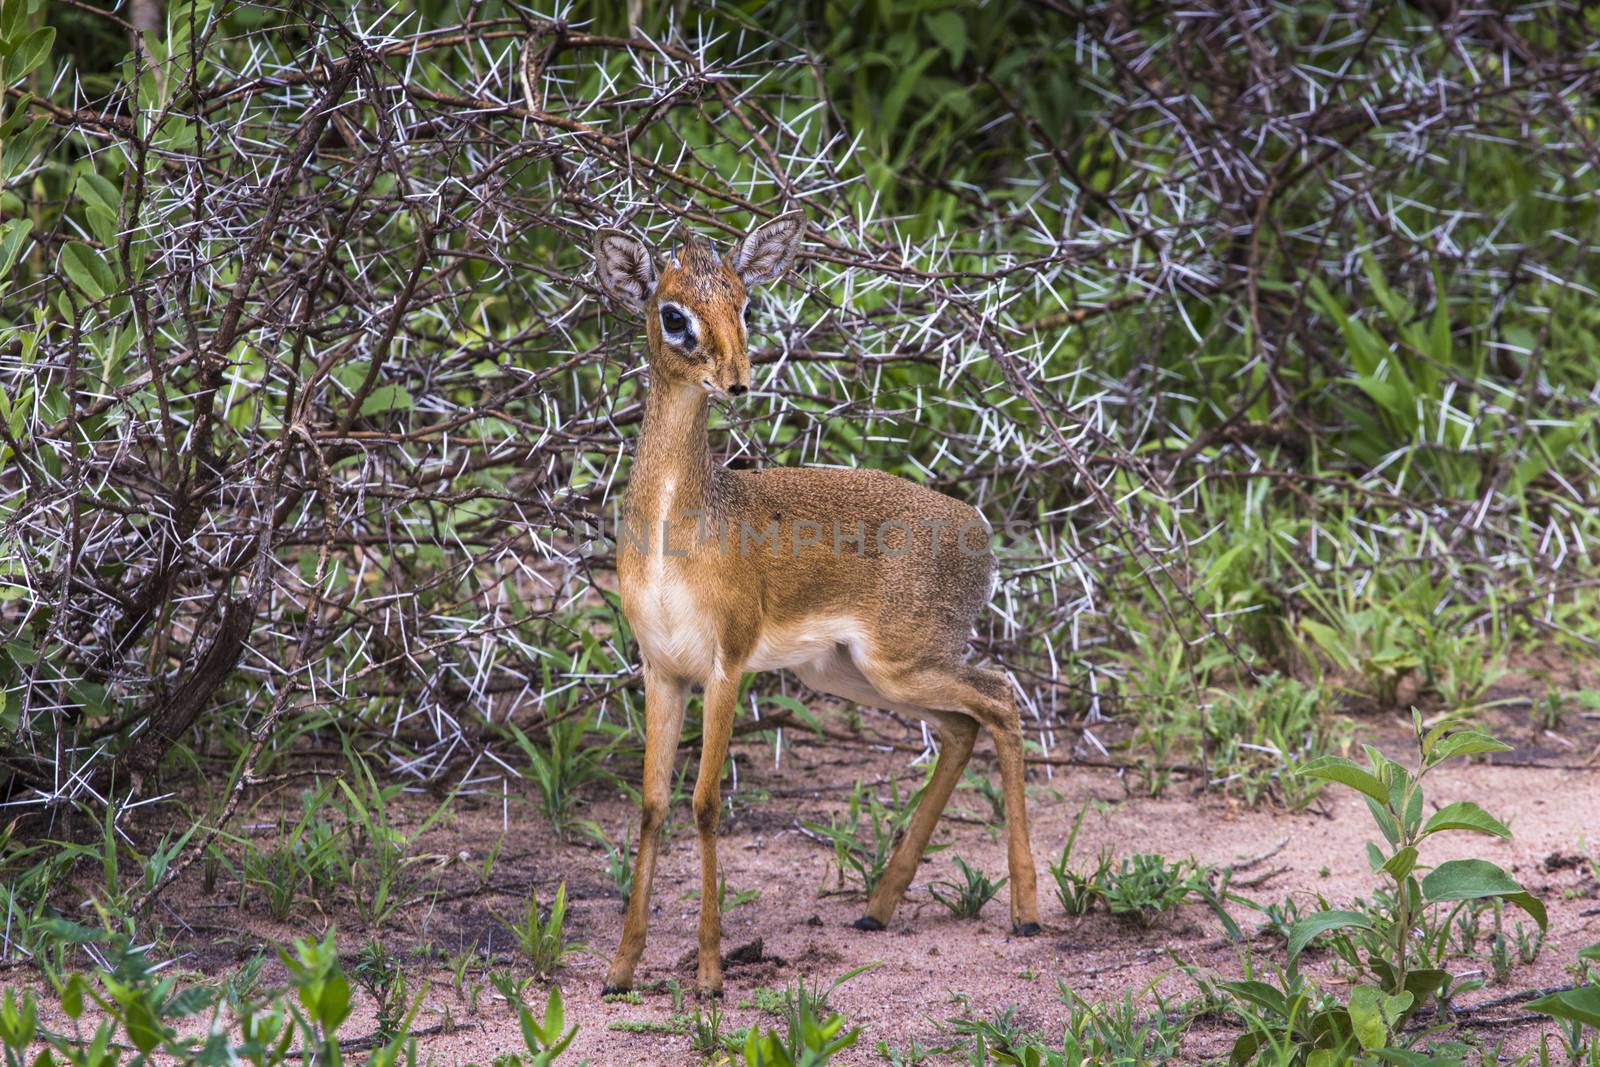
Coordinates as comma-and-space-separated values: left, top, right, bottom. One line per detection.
74, 171, 121, 214
316, 972, 351, 1031
1400, 783, 1423, 835
1426, 730, 1512, 765
1509, 412, 1598, 495
61, 975, 85, 1020
1287, 909, 1374, 963
59, 242, 115, 301
124, 998, 163, 1054
761, 693, 825, 734
1297, 756, 1389, 804
1420, 859, 1546, 930
0, 0, 27, 40
1366, 796, 1402, 847
1347, 984, 1412, 1051
1421, 800, 1510, 839
0, 217, 30, 279
543, 984, 564, 1042
1380, 846, 1418, 881
360, 384, 413, 416
517, 1003, 544, 1052
923, 11, 967, 66
1527, 985, 1600, 1029
3, 27, 54, 86
1219, 980, 1286, 1019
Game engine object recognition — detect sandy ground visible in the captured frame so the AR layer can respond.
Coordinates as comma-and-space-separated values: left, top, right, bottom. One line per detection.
75, 697, 1589, 1067
12, 690, 1600, 1065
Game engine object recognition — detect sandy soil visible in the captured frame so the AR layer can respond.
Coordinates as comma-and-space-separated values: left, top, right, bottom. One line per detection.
20, 695, 1600, 1065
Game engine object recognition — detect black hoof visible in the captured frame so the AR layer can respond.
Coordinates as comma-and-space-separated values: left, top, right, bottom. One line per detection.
1012, 921, 1042, 937
852, 915, 885, 932
696, 986, 724, 1000
601, 984, 629, 996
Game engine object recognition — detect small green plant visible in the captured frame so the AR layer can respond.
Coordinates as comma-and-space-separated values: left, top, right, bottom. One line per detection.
512, 985, 579, 1066
607, 1016, 688, 1036
1248, 894, 1308, 944
1224, 718, 1547, 1063
351, 938, 409, 1041
1100, 853, 1201, 925
239, 790, 345, 923
1448, 898, 1492, 956
874, 1036, 953, 1065
953, 982, 1187, 1066
1206, 674, 1344, 810
718, 868, 761, 914
1049, 805, 1108, 917
802, 777, 934, 895
741, 986, 787, 1015
0, 921, 583, 1067
335, 752, 455, 926
582, 820, 634, 904
1526, 941, 1600, 1063
507, 712, 616, 835
1100, 853, 1239, 936
1420, 624, 1508, 716
691, 998, 728, 1056
739, 991, 860, 1066
495, 882, 582, 978
740, 963, 876, 1065
929, 855, 1005, 919
958, 768, 1005, 824
1290, 719, 1544, 998
490, 969, 539, 1006
1297, 600, 1421, 709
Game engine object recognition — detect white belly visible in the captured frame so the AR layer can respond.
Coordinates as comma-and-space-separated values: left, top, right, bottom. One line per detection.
745, 616, 866, 673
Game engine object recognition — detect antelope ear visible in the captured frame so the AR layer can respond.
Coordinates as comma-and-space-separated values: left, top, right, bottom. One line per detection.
592, 228, 657, 311
732, 210, 805, 286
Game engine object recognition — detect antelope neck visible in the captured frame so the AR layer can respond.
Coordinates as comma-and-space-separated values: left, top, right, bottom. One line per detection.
627, 376, 712, 529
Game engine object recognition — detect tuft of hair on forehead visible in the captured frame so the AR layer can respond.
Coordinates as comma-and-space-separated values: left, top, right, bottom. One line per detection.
677, 235, 725, 275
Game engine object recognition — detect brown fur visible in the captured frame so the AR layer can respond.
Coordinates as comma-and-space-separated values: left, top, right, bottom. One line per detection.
592, 217, 1039, 996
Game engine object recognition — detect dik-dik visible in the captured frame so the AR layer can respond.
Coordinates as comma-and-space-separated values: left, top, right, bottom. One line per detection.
591, 212, 1039, 996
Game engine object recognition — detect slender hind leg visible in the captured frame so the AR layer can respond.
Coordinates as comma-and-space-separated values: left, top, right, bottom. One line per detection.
856, 655, 1042, 934
604, 666, 688, 993
855, 711, 978, 930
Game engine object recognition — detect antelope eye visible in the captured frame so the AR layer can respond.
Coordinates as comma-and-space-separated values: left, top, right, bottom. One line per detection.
660, 307, 687, 334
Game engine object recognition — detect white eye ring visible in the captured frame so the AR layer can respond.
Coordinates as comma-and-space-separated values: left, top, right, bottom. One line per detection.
658, 303, 697, 347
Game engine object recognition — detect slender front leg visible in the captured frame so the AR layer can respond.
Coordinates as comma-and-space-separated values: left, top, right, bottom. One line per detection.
690, 671, 741, 996
604, 664, 688, 993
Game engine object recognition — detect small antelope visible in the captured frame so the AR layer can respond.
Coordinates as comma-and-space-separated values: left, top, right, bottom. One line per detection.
591, 212, 1039, 996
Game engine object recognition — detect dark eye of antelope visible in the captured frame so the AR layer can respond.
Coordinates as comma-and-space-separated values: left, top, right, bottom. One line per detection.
659, 305, 694, 348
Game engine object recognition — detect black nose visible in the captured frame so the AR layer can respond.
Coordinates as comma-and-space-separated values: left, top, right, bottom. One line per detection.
729, 384, 748, 396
